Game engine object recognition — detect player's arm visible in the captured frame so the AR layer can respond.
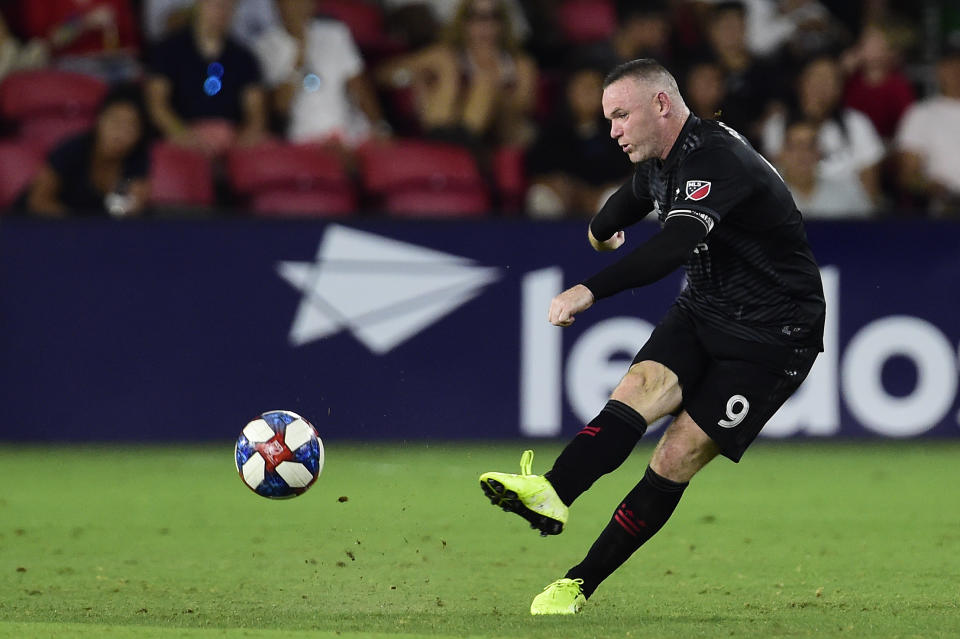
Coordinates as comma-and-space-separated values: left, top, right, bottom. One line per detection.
549, 216, 707, 326
582, 216, 708, 301
587, 178, 653, 251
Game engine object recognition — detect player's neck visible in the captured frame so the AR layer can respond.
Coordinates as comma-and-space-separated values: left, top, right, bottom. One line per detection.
659, 109, 691, 161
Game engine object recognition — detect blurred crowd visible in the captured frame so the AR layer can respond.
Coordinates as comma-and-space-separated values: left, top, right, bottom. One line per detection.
0, 0, 958, 220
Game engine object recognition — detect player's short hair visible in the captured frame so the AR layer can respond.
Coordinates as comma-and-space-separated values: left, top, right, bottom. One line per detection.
602, 58, 680, 95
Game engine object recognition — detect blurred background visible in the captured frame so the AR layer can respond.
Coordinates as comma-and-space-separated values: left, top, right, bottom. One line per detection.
0, 0, 958, 445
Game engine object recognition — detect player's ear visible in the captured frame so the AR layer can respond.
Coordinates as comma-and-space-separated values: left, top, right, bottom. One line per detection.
655, 91, 670, 116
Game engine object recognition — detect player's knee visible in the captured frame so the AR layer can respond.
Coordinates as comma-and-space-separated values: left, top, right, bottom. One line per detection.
650, 420, 717, 482
612, 361, 679, 406
649, 441, 695, 483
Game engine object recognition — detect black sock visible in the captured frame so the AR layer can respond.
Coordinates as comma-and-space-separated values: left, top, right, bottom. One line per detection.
545, 400, 647, 506
565, 466, 688, 598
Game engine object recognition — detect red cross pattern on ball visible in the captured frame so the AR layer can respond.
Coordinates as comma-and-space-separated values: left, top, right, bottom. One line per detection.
255, 434, 293, 472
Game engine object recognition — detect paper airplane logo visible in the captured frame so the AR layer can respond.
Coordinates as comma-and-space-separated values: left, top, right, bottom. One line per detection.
277, 225, 501, 354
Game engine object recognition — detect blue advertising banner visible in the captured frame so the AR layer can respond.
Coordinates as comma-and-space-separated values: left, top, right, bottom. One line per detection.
1, 218, 958, 442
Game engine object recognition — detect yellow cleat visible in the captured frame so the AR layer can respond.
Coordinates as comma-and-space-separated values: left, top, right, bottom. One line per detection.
479, 450, 568, 536
530, 578, 586, 615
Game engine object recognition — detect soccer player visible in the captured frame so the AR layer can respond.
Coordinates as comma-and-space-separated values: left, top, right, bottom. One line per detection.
479, 59, 825, 615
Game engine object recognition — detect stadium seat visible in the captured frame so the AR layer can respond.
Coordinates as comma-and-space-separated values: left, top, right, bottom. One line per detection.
0, 70, 106, 152
226, 142, 356, 216
492, 146, 526, 214
17, 115, 94, 151
0, 141, 44, 211
556, 0, 616, 44
357, 139, 491, 217
150, 143, 215, 209
359, 139, 484, 193
250, 190, 357, 217
0, 69, 107, 122
383, 188, 490, 217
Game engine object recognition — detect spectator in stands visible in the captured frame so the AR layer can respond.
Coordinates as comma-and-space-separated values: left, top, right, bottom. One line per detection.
18, 0, 140, 82
253, 0, 389, 148
763, 54, 885, 205
376, 0, 537, 148
895, 47, 960, 216
21, 84, 150, 217
682, 58, 726, 120
144, 0, 279, 48
145, 0, 267, 155
0, 11, 48, 81
842, 22, 916, 141
736, 0, 847, 60
698, 1, 788, 144
524, 63, 632, 217
776, 118, 874, 218
381, 0, 530, 45
580, 2, 674, 73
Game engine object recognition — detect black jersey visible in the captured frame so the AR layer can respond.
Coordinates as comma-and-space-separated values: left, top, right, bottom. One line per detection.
592, 114, 825, 348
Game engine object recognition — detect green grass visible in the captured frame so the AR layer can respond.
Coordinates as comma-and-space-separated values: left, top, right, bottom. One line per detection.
1, 441, 959, 639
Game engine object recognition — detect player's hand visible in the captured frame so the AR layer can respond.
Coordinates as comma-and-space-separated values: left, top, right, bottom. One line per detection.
588, 227, 625, 252
549, 284, 595, 327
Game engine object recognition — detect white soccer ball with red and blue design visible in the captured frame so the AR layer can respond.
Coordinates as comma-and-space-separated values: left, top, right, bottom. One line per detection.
235, 410, 324, 499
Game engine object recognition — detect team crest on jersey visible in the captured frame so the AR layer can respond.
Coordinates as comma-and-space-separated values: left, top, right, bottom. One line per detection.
685, 180, 712, 201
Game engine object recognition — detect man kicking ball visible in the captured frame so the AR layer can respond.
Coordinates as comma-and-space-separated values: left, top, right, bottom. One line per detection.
479, 58, 825, 615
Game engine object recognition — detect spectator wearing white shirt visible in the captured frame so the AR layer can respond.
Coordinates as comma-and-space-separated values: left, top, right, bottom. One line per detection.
762, 54, 885, 205
253, 0, 389, 148
895, 47, 960, 216
776, 118, 874, 218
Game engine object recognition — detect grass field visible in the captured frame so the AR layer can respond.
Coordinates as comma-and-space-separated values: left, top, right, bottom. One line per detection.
1, 441, 959, 639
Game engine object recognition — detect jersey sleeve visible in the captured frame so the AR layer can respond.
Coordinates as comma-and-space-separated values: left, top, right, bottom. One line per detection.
667, 146, 753, 234
582, 215, 708, 300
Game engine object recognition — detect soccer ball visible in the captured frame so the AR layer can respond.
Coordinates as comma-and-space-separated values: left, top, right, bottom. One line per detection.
235, 410, 324, 498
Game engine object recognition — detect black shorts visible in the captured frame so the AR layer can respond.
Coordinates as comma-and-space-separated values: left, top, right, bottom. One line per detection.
633, 305, 819, 462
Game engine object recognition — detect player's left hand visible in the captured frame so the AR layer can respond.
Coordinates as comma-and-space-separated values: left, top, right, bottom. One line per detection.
549, 284, 595, 327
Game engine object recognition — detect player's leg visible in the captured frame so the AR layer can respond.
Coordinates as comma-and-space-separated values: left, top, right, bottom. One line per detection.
480, 306, 705, 536
533, 340, 821, 613
479, 361, 683, 536
545, 359, 683, 505
530, 414, 717, 614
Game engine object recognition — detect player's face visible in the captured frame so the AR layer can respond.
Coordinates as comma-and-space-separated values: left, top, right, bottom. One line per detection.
602, 78, 661, 163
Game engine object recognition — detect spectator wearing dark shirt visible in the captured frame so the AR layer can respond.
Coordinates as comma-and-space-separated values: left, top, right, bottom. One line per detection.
580, 3, 674, 73
525, 64, 632, 217
23, 84, 150, 217
145, 0, 267, 155
698, 1, 787, 145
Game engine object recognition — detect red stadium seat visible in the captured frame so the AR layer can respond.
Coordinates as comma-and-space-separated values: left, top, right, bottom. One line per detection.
492, 146, 526, 213
383, 188, 490, 217
226, 142, 356, 216
0, 69, 107, 121
17, 115, 94, 151
556, 0, 616, 44
0, 141, 44, 210
150, 143, 214, 209
359, 139, 484, 193
250, 190, 356, 217
227, 142, 351, 195
357, 139, 491, 217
